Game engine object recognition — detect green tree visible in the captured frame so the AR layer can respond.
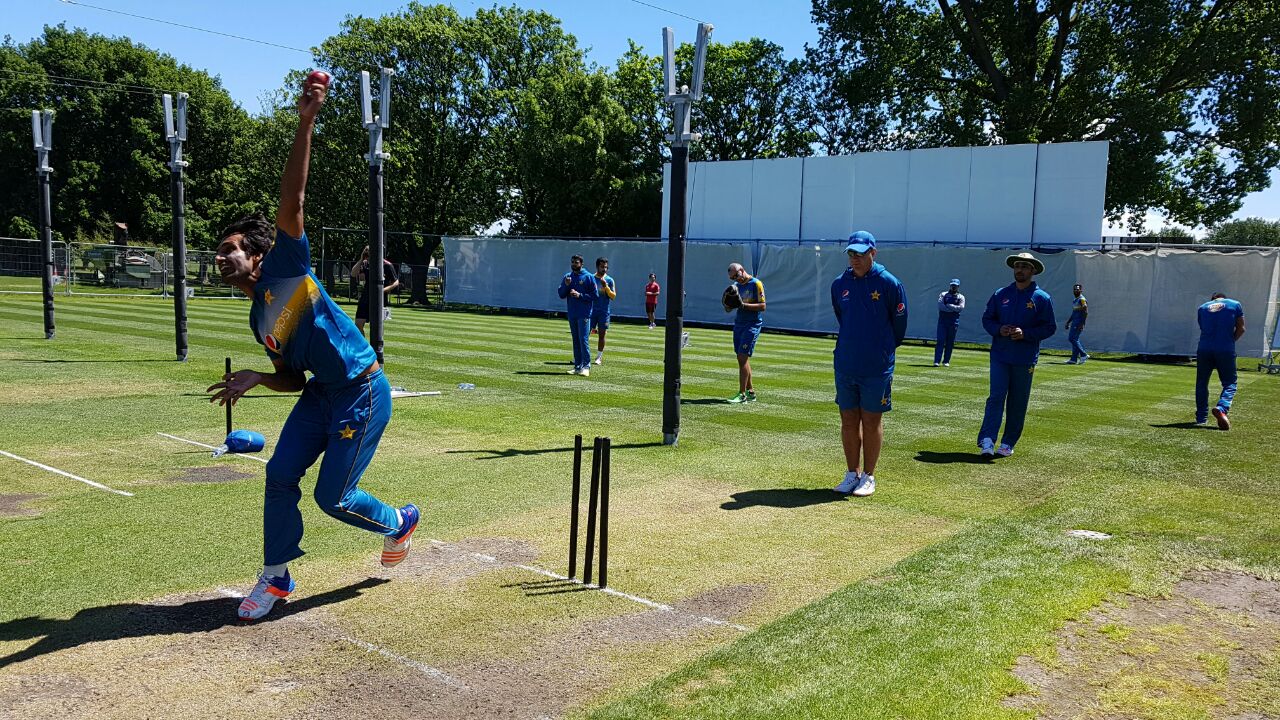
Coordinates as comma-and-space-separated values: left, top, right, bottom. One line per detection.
1205, 217, 1280, 246
0, 25, 259, 247
807, 0, 1280, 230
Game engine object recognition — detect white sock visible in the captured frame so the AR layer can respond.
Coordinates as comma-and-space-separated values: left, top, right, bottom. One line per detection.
263, 563, 288, 579
395, 508, 404, 531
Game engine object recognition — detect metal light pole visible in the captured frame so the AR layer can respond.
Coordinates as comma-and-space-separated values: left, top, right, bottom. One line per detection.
660, 23, 712, 446
361, 68, 393, 365
31, 109, 55, 340
164, 92, 190, 361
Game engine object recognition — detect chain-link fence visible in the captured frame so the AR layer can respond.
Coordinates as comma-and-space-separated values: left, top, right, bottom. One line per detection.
0, 236, 444, 305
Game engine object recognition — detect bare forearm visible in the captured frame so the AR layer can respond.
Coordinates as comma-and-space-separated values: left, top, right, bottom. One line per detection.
276, 117, 315, 238
257, 369, 306, 393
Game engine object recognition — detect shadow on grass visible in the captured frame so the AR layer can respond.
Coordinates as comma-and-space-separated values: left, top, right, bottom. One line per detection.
542, 361, 574, 366
179, 392, 298, 399
914, 450, 993, 465
514, 370, 576, 376
682, 398, 728, 405
501, 578, 592, 597
1150, 421, 1212, 430
721, 488, 847, 510
0, 577, 389, 669
446, 441, 665, 460
19, 358, 173, 363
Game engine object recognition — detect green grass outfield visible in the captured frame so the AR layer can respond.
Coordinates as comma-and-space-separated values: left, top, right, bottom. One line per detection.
0, 293, 1276, 719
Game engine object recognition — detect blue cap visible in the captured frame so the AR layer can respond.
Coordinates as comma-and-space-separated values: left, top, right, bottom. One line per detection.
949, 278, 960, 286
845, 230, 876, 254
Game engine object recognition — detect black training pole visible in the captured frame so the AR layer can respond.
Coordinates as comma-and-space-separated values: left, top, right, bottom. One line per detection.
569, 434, 582, 579
583, 436, 602, 585
599, 437, 611, 588
170, 165, 188, 360
368, 164, 385, 364
37, 169, 55, 340
165, 93, 190, 361
661, 143, 688, 445
225, 356, 232, 435
31, 109, 55, 340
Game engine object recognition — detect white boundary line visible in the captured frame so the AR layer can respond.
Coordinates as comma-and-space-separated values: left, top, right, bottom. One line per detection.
214, 586, 464, 687
157, 432, 268, 464
429, 539, 751, 632
0, 449, 133, 496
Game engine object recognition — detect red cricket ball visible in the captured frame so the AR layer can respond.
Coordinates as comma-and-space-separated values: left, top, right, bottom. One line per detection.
306, 70, 331, 88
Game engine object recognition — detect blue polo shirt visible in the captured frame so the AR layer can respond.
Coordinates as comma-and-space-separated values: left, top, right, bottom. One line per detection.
593, 273, 616, 316
735, 276, 766, 328
981, 282, 1057, 365
831, 263, 908, 376
1197, 298, 1244, 353
249, 229, 377, 385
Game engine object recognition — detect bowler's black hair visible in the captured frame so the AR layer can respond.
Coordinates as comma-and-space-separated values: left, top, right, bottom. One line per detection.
1212, 292, 1227, 300
571, 254, 584, 263
596, 257, 609, 268
219, 213, 274, 257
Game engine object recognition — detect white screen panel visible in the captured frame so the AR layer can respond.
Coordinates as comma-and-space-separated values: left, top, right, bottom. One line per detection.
800, 155, 857, 240
967, 144, 1037, 244
1032, 141, 1109, 245
905, 147, 972, 243
750, 157, 803, 239
851, 150, 910, 243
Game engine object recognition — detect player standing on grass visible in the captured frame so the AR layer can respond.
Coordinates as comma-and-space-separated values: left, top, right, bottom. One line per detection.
934, 278, 964, 367
645, 273, 660, 329
831, 231, 907, 497
1195, 292, 1245, 430
558, 254, 598, 376
726, 263, 765, 403
591, 257, 616, 365
977, 253, 1056, 458
209, 74, 420, 621
1064, 284, 1089, 364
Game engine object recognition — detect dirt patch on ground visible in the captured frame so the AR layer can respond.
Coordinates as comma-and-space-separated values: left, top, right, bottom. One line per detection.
0, 541, 763, 720
0, 494, 42, 518
168, 466, 255, 484
1005, 570, 1280, 719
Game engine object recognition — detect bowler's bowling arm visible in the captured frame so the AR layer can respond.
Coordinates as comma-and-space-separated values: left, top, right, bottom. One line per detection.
256, 358, 306, 393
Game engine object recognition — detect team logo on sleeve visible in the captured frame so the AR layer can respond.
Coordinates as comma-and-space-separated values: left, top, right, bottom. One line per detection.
896, 302, 905, 314
842, 289, 849, 298
264, 334, 281, 353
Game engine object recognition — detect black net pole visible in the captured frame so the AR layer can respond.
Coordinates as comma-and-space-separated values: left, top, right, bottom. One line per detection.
368, 165, 385, 365
171, 167, 188, 361
661, 144, 689, 445
37, 170, 55, 339
225, 356, 232, 435
569, 434, 582, 578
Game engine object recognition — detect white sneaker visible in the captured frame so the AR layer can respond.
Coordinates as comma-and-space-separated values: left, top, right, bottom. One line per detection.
943, 362, 949, 367
997, 443, 1014, 457
237, 573, 294, 621
834, 470, 860, 494
979, 438, 995, 457
933, 362, 939, 367
852, 473, 875, 497
579, 367, 590, 377
594, 356, 603, 365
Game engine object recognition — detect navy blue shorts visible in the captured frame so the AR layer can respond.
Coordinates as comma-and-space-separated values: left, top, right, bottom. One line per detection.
733, 324, 761, 357
591, 312, 610, 332
835, 369, 893, 413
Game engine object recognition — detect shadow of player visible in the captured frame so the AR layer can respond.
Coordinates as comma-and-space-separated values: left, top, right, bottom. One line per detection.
721, 488, 848, 510
0, 577, 389, 669
446, 441, 664, 460
1149, 421, 1212, 430
914, 450, 994, 465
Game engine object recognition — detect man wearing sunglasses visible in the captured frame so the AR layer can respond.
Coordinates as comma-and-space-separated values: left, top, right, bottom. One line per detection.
831, 231, 908, 497
978, 253, 1056, 457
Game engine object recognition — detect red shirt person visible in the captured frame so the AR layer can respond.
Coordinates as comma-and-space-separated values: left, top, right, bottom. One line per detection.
645, 273, 660, 329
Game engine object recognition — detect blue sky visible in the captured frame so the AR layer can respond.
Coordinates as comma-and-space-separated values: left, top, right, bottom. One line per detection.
8, 0, 1277, 228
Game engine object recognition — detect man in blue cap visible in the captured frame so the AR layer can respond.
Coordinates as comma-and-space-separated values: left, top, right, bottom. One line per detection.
1195, 292, 1245, 430
934, 278, 964, 367
978, 253, 1056, 457
831, 231, 908, 497
1064, 284, 1089, 364
209, 75, 420, 621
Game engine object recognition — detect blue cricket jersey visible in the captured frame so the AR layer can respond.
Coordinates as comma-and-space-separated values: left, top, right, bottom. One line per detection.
982, 282, 1057, 365
937, 290, 964, 326
735, 276, 766, 327
1069, 295, 1088, 326
1197, 298, 1244, 353
831, 263, 908, 376
249, 229, 377, 384
593, 273, 616, 316
557, 269, 598, 319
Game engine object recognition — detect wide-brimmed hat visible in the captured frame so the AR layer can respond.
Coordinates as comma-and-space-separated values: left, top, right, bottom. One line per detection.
1005, 252, 1044, 275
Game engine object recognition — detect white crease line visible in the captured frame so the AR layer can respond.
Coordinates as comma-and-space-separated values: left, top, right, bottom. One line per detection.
0, 449, 133, 496
429, 539, 751, 632
214, 586, 463, 686
157, 432, 268, 464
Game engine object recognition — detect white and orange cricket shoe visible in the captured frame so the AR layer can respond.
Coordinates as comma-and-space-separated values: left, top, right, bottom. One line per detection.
238, 572, 294, 621
381, 503, 421, 568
